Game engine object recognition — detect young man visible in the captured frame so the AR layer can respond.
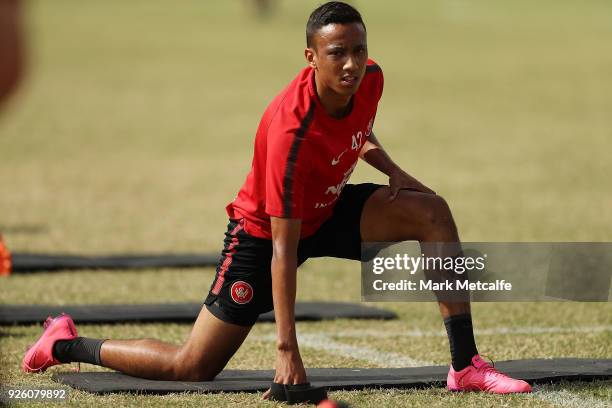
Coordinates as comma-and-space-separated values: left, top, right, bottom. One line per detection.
23, 2, 531, 395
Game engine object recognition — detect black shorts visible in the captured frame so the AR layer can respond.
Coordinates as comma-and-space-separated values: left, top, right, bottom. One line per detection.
204, 183, 384, 326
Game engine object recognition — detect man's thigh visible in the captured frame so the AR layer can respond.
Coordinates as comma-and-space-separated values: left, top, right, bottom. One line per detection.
360, 187, 454, 242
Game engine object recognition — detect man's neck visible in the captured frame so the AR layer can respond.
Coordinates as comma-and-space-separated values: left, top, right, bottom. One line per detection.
314, 73, 352, 119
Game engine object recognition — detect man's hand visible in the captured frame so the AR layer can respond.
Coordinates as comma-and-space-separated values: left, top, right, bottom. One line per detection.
388, 168, 436, 200
273, 346, 307, 384
360, 133, 436, 200
262, 346, 307, 399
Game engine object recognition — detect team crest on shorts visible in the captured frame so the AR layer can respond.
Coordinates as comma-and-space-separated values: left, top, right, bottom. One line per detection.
230, 281, 253, 305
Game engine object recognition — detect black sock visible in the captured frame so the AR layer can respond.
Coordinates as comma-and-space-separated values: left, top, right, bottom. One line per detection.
53, 337, 105, 365
444, 313, 478, 371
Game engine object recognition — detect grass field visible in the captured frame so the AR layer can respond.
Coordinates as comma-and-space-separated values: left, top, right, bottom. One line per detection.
1, 0, 611, 406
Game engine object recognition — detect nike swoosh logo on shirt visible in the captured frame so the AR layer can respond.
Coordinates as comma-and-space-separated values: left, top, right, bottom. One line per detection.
331, 149, 348, 166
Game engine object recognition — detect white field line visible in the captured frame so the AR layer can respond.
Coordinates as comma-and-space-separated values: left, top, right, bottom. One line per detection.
532, 386, 611, 408
299, 333, 434, 367
324, 325, 612, 339
253, 333, 433, 367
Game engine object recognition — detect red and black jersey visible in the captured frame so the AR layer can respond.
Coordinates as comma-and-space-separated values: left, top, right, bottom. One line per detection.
226, 59, 384, 239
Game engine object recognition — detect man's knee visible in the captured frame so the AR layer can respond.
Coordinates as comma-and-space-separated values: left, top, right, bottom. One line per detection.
393, 192, 452, 226
170, 351, 220, 381
171, 361, 218, 382
392, 193, 456, 241
423, 195, 454, 227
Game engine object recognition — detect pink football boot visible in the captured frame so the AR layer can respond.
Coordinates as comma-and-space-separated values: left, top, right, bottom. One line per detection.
22, 314, 78, 373
447, 355, 532, 394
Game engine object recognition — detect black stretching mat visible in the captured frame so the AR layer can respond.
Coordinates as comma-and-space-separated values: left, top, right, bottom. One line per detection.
8, 253, 219, 273
53, 359, 612, 394
0, 302, 397, 325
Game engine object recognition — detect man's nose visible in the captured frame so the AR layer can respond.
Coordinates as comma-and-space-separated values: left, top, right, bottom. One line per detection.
344, 54, 358, 72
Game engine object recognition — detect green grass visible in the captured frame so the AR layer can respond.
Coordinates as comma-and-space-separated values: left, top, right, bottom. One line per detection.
1, 0, 611, 406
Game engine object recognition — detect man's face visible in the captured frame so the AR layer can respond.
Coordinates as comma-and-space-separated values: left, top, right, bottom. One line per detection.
306, 22, 368, 97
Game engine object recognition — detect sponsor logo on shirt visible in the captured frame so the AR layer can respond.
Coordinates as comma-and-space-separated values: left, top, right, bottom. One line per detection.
315, 162, 358, 208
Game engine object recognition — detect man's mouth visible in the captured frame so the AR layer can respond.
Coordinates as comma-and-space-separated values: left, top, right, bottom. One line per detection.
340, 75, 358, 86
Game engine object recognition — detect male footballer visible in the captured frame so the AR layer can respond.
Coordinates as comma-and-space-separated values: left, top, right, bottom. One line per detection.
23, 2, 531, 396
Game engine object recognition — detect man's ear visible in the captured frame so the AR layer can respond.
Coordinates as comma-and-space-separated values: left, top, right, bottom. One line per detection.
304, 47, 317, 69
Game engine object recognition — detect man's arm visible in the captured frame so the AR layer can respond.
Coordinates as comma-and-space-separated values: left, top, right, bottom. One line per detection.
360, 132, 435, 198
268, 216, 307, 386
359, 132, 401, 176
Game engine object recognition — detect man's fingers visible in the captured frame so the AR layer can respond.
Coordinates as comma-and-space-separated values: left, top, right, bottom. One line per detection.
418, 185, 435, 195
272, 371, 307, 386
391, 185, 436, 197
262, 388, 271, 400
388, 186, 399, 201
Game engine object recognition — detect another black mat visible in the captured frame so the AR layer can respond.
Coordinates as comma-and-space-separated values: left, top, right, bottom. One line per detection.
53, 359, 612, 394
0, 302, 397, 325
9, 253, 219, 273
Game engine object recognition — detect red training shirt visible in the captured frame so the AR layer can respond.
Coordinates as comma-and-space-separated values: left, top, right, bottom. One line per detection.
226, 59, 384, 239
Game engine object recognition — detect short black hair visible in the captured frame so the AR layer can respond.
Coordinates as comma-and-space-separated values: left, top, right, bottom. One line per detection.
306, 2, 365, 48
